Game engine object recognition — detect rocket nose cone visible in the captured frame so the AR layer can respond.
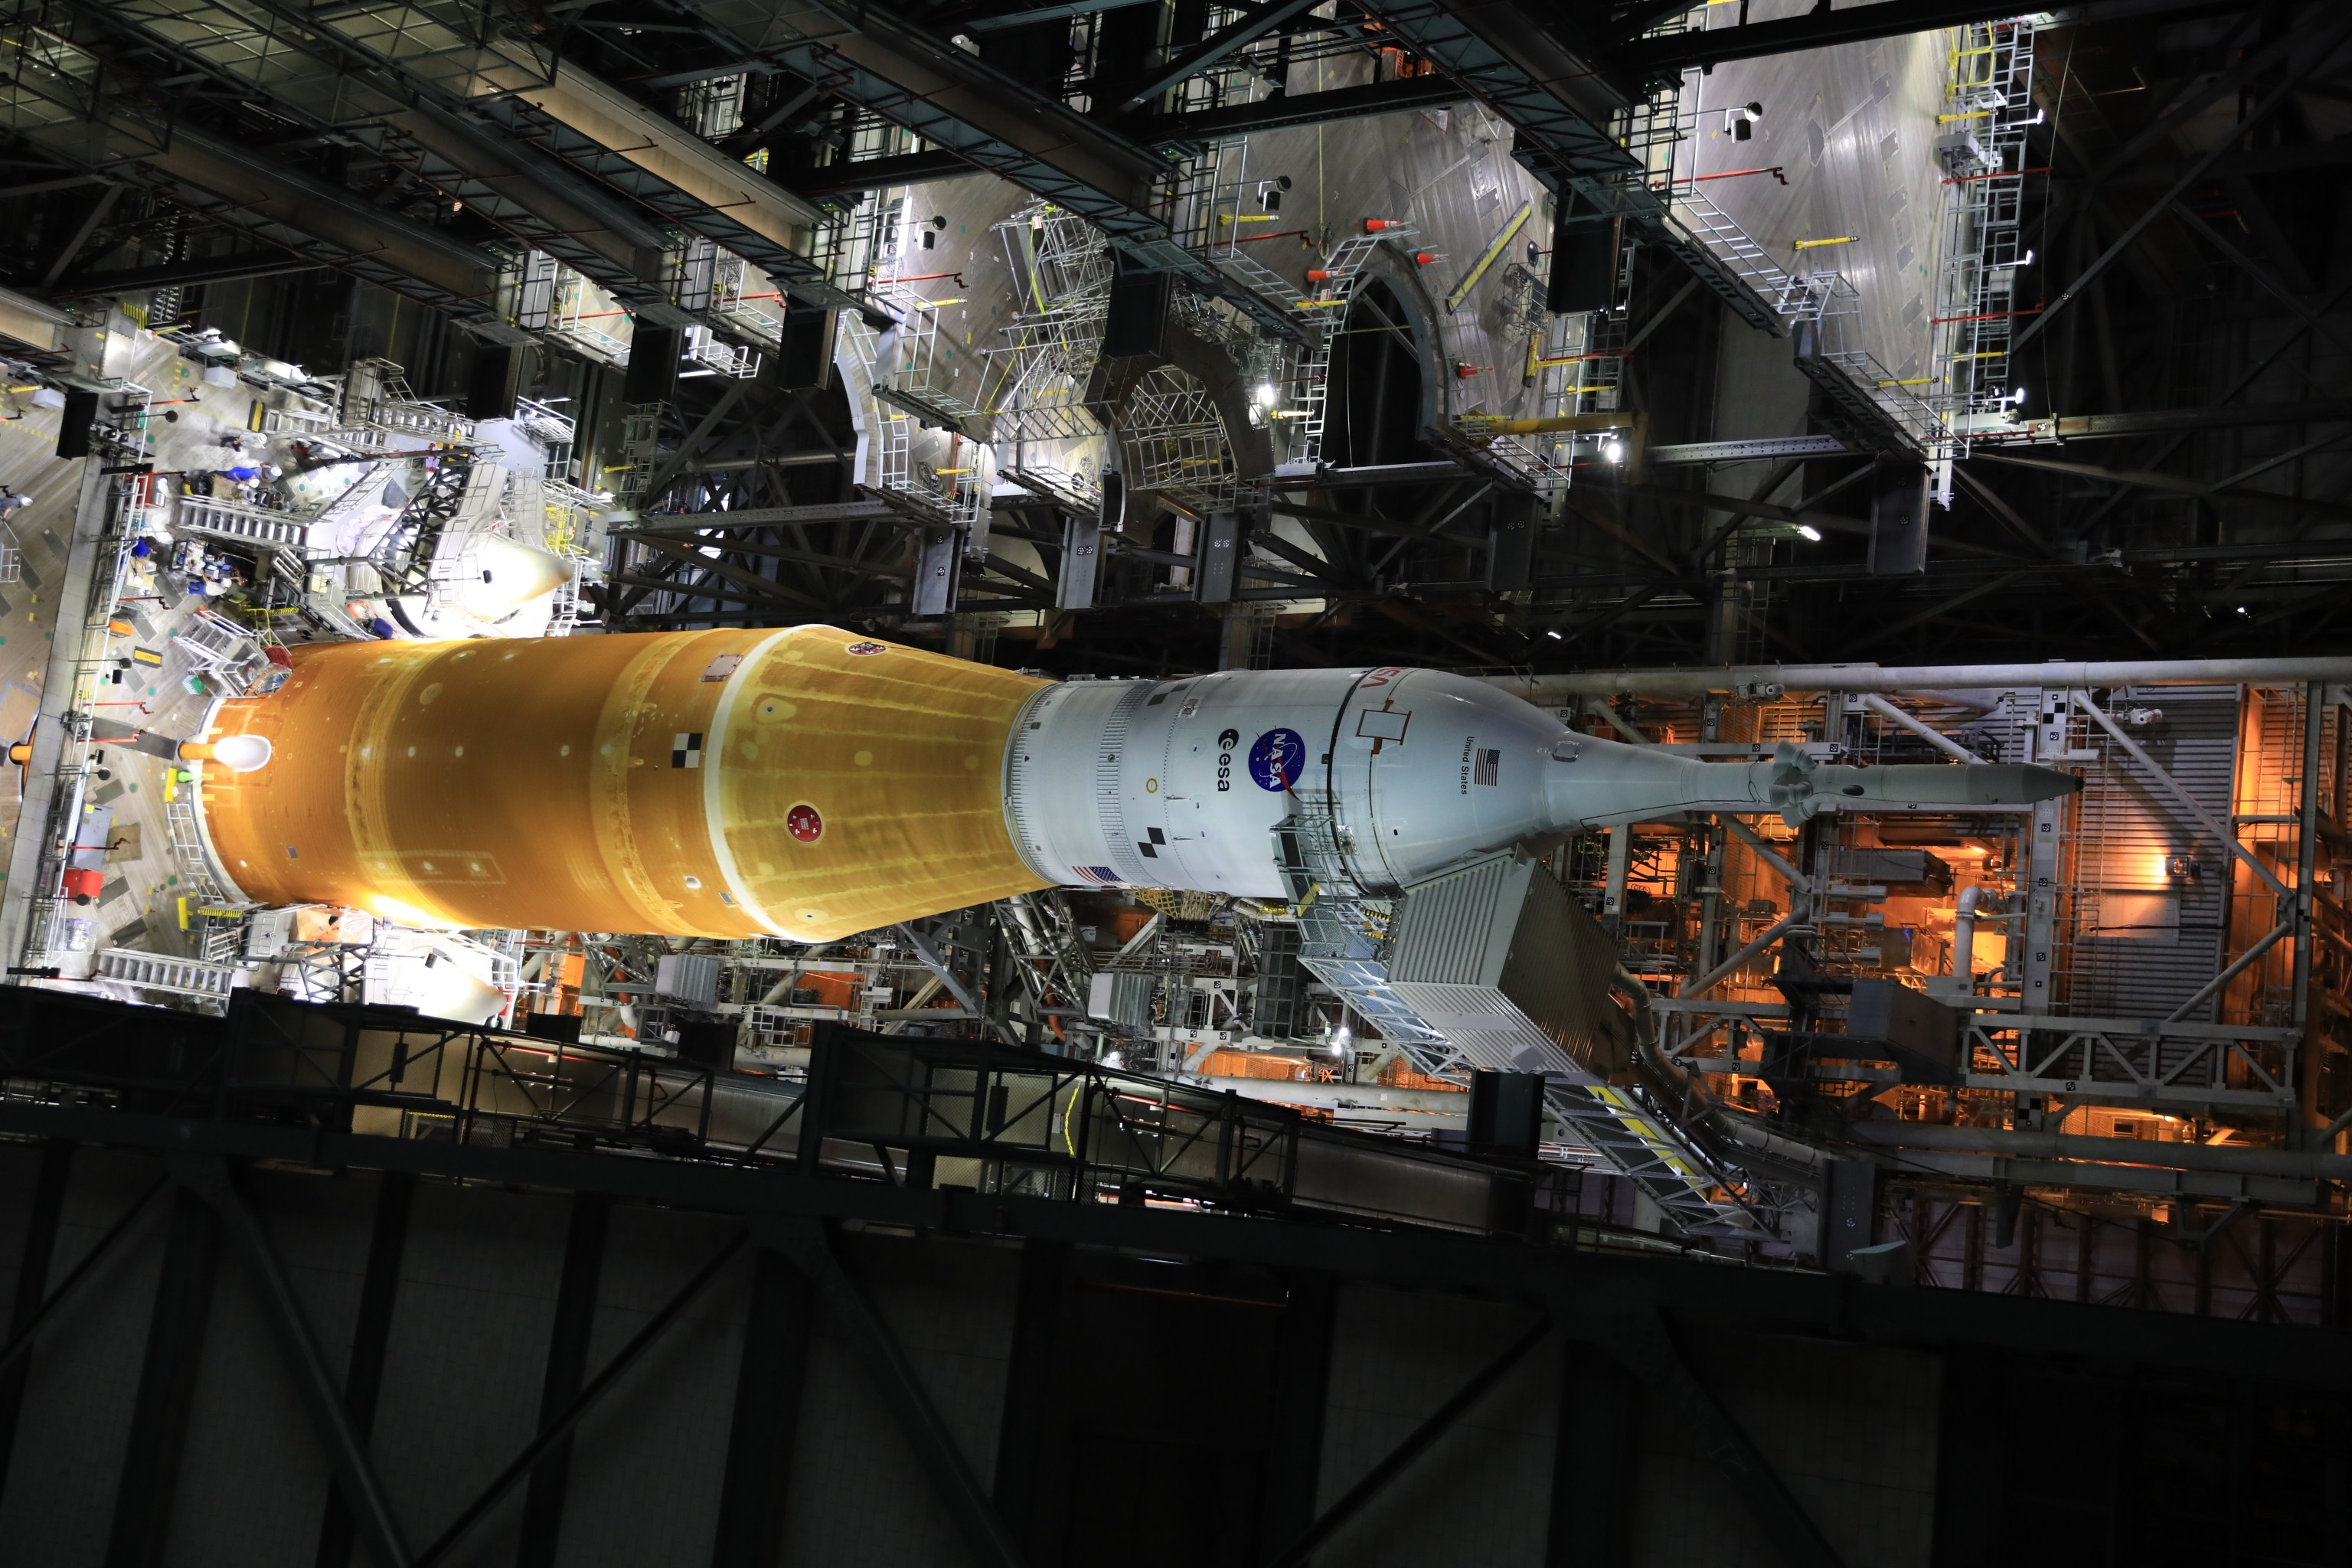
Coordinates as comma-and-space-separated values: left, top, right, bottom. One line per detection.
457, 537, 574, 620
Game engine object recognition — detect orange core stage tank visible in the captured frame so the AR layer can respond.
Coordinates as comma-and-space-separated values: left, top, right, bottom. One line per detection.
194, 626, 1050, 940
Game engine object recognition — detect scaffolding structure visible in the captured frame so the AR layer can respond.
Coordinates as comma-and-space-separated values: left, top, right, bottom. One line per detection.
710, 253, 787, 350
1930, 18, 2041, 446
538, 262, 634, 368
685, 323, 762, 380
1119, 363, 1238, 510
1283, 230, 1390, 474
338, 358, 474, 446
1600, 63, 1958, 475
990, 203, 1116, 446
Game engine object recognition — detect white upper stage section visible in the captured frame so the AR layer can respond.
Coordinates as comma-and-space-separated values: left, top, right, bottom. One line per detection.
1001, 668, 2076, 900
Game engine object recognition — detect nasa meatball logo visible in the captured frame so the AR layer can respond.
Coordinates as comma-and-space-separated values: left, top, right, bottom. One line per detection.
844, 641, 887, 657
1247, 728, 1305, 791
786, 803, 824, 843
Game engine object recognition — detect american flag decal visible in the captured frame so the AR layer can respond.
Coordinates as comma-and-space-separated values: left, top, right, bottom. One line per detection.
1071, 865, 1122, 885
1473, 747, 1500, 786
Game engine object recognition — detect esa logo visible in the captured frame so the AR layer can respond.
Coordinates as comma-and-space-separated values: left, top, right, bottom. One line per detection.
1248, 728, 1306, 792
1215, 727, 1240, 792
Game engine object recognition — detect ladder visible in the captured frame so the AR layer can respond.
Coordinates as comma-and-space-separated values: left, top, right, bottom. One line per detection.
1289, 232, 1391, 471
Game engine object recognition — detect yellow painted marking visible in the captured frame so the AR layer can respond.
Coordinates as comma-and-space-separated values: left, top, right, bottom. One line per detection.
1444, 198, 1534, 313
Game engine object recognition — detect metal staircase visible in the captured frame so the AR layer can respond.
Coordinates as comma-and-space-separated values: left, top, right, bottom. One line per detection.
1269, 802, 1756, 1235
96, 947, 240, 1000
175, 495, 310, 550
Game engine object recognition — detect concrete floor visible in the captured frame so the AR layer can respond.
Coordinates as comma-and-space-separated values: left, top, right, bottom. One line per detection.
3, 326, 354, 973
0, 362, 83, 913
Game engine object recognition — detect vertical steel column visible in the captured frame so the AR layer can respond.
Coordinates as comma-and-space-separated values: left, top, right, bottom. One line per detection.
518, 1192, 612, 1568
1602, 826, 1632, 932
1694, 698, 1726, 981
1545, 1342, 1637, 1568
0, 1141, 71, 1505
2294, 681, 2323, 1034
709, 1246, 817, 1568
2020, 690, 2067, 1012
105, 1187, 223, 1568
315, 1173, 416, 1568
990, 1239, 1071, 1557
1262, 1271, 1336, 1558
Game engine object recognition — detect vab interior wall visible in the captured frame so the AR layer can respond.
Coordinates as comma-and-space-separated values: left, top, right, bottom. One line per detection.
0, 1138, 2322, 1567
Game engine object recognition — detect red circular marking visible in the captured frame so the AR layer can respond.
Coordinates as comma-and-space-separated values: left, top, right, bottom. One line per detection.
844, 640, 887, 656
786, 803, 824, 843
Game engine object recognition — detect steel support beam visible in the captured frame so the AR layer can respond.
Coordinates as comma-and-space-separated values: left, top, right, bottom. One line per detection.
1109, 0, 1324, 116
989, 1239, 1070, 1555
896, 922, 1012, 1044
665, 0, 1301, 338
413, 1227, 748, 1567
2012, 15, 2352, 354
1546, 1340, 1636, 1568
0, 1141, 72, 1503
1265, 1268, 1338, 1549
763, 1217, 1029, 1568
175, 1159, 415, 1568
105, 1186, 222, 1568
53, 256, 325, 296
0, 1096, 2345, 1393
315, 1174, 416, 1568
964, 0, 1157, 31
1499, 658, 2352, 701
1266, 1314, 1553, 1568
800, 149, 980, 198
710, 1243, 818, 1568
1600, 1309, 1844, 1568
518, 1192, 612, 1568
0, 1174, 166, 1389
1144, 75, 1472, 141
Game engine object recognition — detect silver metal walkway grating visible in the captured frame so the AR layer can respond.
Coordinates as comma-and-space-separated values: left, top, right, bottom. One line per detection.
96, 947, 240, 999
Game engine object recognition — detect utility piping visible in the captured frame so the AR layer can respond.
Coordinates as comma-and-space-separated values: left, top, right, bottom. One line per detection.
1857, 692, 1982, 763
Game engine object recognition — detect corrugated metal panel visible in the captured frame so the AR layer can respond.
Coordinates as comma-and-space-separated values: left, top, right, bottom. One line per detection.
2065, 684, 2238, 1019
1391, 851, 1637, 1079
1388, 854, 1524, 985
1498, 865, 1638, 1079
1387, 982, 1579, 1075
